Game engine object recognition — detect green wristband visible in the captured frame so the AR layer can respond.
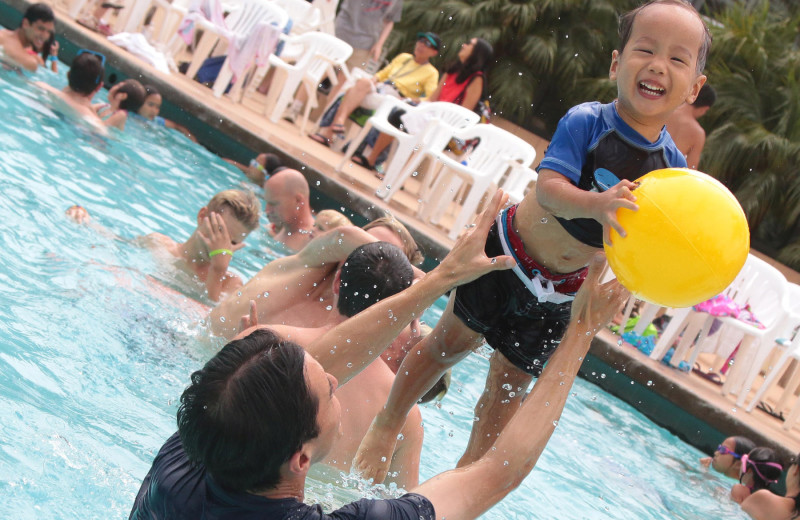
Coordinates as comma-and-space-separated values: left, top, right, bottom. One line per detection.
208, 249, 233, 258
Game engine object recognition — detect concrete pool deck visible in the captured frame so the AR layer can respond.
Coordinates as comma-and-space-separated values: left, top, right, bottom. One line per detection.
7, 0, 800, 465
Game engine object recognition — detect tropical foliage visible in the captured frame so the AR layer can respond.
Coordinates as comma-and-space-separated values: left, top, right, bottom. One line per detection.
386, 0, 635, 134
701, 1, 800, 268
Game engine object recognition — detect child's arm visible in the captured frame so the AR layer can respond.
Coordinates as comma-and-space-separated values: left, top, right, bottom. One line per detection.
197, 211, 247, 302
536, 169, 638, 245
164, 119, 197, 142
104, 110, 127, 130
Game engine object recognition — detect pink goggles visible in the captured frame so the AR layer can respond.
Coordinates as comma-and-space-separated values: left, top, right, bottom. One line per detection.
741, 454, 783, 484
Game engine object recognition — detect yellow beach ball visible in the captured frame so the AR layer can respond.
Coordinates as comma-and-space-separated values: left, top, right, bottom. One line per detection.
604, 168, 750, 308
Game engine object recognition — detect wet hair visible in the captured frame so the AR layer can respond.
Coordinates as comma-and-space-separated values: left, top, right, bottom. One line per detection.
41, 32, 55, 62
337, 242, 413, 317
67, 52, 105, 95
743, 447, 783, 492
447, 37, 494, 85
315, 209, 352, 231
144, 84, 161, 98
732, 436, 756, 458
693, 83, 716, 108
116, 79, 147, 112
363, 216, 424, 266
618, 0, 711, 74
207, 189, 261, 231
22, 3, 54, 25
178, 329, 319, 492
258, 153, 284, 176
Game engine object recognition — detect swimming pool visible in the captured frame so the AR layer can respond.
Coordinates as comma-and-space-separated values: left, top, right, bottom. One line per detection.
0, 59, 750, 519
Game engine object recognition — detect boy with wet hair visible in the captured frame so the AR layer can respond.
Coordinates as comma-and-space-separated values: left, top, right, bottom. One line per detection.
37, 50, 106, 128
0, 3, 54, 71
101, 79, 146, 130
68, 189, 261, 302
355, 0, 710, 482
139, 189, 261, 301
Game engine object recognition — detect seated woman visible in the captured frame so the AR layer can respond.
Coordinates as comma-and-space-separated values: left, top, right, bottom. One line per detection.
731, 447, 783, 504
310, 32, 442, 147
742, 451, 798, 520
353, 37, 494, 172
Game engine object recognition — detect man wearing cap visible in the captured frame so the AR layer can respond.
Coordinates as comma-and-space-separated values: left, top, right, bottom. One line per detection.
311, 32, 441, 147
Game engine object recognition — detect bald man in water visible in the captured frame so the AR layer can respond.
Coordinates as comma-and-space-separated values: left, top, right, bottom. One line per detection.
263, 169, 316, 251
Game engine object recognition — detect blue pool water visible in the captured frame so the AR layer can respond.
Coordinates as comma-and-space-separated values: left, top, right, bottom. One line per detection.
0, 60, 750, 519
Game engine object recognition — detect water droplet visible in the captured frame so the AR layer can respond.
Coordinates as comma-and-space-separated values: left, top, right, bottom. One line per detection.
503, 460, 509, 466
540, 217, 548, 224
502, 383, 512, 391
397, 433, 404, 440
600, 373, 606, 379
219, 316, 226, 322
346, 362, 353, 368
646, 380, 653, 386
326, 305, 332, 310
380, 456, 387, 462
552, 420, 559, 426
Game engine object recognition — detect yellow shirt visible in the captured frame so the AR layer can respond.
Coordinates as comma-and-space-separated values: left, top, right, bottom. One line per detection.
374, 53, 439, 100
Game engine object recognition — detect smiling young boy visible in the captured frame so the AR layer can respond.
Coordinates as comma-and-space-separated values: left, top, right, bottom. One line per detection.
354, 0, 710, 483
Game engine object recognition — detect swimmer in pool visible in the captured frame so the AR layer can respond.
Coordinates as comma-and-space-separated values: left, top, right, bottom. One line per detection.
0, 3, 54, 72
240, 241, 425, 489
134, 85, 197, 141
354, 0, 711, 483
262, 169, 316, 252
210, 214, 424, 338
67, 189, 261, 302
700, 436, 756, 479
36, 49, 106, 132
130, 193, 629, 519
98, 79, 145, 131
224, 152, 286, 185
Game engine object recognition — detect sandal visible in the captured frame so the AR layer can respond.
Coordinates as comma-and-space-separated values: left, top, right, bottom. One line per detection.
351, 152, 375, 171
691, 367, 724, 386
757, 401, 786, 421
331, 123, 346, 135
309, 133, 331, 147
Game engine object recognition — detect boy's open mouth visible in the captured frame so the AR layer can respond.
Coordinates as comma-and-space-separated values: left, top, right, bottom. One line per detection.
639, 81, 665, 96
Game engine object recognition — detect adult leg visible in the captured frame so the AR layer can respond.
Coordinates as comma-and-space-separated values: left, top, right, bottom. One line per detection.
317, 77, 373, 140
353, 293, 485, 482
365, 131, 393, 166
457, 349, 532, 467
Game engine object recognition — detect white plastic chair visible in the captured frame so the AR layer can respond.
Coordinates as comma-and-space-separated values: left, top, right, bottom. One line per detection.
311, 0, 338, 34
416, 124, 536, 239
708, 260, 787, 401
741, 283, 800, 417
273, 0, 323, 34
340, 101, 480, 192
501, 164, 538, 204
182, 0, 286, 85
259, 32, 352, 133
649, 253, 762, 365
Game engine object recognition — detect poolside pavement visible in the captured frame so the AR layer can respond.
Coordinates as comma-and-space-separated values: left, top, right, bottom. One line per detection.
27, 0, 800, 464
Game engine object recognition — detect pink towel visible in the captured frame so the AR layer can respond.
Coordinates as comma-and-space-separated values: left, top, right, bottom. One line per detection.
227, 21, 281, 80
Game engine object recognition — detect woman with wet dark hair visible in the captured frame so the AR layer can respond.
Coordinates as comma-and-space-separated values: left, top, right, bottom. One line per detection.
732, 447, 783, 504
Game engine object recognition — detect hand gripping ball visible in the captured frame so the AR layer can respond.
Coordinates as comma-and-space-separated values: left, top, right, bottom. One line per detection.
604, 168, 749, 308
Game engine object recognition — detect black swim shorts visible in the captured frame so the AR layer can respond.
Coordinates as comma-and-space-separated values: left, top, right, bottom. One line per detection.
452, 222, 573, 376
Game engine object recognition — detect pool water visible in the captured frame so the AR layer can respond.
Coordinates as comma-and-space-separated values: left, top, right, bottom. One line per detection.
0, 60, 749, 519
